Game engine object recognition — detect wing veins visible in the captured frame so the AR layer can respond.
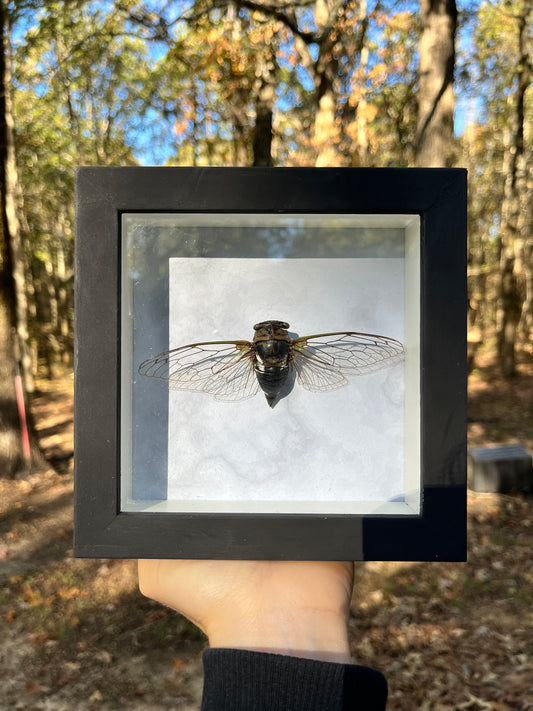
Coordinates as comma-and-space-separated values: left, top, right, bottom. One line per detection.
291, 330, 404, 392
138, 339, 258, 401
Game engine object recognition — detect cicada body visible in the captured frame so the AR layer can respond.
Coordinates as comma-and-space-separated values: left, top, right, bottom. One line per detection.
252, 321, 291, 405
138, 320, 404, 407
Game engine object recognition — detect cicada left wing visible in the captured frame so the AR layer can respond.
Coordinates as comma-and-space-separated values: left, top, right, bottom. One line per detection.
291, 331, 404, 393
138, 340, 260, 401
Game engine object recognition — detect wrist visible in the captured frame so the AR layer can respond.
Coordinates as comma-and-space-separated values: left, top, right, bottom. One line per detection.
206, 606, 351, 663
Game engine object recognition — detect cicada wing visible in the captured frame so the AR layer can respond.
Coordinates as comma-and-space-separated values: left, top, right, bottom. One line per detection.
138, 340, 260, 402
291, 332, 404, 393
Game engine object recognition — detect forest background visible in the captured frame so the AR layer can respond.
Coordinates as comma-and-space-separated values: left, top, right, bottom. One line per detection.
0, 0, 532, 709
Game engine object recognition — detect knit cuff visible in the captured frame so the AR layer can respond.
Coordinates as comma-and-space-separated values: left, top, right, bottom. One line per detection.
201, 648, 387, 711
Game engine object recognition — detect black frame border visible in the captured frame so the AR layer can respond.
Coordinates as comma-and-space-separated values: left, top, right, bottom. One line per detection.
74, 167, 467, 560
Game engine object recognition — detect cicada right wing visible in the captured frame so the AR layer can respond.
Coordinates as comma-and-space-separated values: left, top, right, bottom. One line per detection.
138, 340, 260, 402
291, 331, 405, 393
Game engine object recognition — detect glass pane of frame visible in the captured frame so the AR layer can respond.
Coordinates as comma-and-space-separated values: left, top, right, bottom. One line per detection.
120, 213, 421, 515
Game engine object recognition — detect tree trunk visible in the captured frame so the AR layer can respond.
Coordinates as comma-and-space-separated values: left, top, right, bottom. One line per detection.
0, 294, 25, 476
0, 3, 32, 393
252, 51, 275, 166
353, 37, 370, 166
514, 0, 532, 344
415, 0, 457, 167
497, 256, 522, 377
521, 237, 533, 341
0, 1, 44, 476
313, 92, 341, 167
496, 0, 532, 376
311, 0, 343, 166
0, 2, 25, 475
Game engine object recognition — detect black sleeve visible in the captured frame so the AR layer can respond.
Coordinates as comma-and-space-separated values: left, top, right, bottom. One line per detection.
201, 648, 388, 711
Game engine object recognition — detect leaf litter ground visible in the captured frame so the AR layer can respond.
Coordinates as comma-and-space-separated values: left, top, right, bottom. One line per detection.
0, 356, 532, 710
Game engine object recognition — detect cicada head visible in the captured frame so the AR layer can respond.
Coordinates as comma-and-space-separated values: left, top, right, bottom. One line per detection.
253, 320, 290, 331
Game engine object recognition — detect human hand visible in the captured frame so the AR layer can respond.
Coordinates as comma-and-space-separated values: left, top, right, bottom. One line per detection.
138, 559, 354, 663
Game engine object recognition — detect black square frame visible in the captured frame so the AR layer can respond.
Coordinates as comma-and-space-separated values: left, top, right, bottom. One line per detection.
74, 167, 467, 560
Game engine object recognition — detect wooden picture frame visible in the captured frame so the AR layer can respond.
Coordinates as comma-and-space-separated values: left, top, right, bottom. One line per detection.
74, 167, 467, 560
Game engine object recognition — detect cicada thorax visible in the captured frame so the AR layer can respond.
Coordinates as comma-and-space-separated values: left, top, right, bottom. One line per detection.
252, 321, 292, 406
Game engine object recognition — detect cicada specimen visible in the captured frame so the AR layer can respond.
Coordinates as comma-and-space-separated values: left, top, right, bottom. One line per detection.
138, 320, 404, 407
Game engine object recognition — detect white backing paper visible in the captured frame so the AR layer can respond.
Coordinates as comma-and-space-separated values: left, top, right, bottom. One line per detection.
166, 257, 405, 513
